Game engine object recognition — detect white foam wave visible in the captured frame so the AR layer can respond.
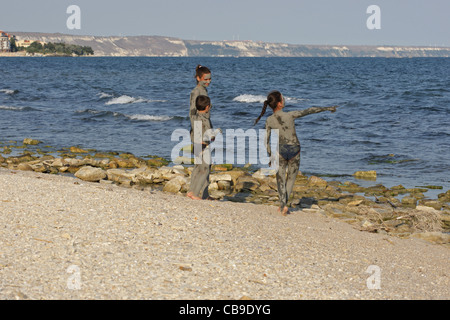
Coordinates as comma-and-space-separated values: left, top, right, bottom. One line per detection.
98, 92, 114, 99
233, 94, 267, 103
0, 89, 17, 95
0, 105, 25, 111
105, 95, 148, 105
105, 95, 167, 105
233, 94, 307, 104
126, 114, 173, 121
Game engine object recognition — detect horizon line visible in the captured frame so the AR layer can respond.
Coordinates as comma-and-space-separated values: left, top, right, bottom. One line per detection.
5, 30, 450, 49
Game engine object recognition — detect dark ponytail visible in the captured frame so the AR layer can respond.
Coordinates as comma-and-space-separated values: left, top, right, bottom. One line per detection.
254, 91, 283, 125
254, 100, 269, 125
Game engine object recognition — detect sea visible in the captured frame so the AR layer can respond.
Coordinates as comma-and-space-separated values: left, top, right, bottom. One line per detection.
0, 57, 449, 197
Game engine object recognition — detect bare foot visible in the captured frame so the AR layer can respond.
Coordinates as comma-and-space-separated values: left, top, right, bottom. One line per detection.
281, 206, 290, 216
187, 192, 202, 200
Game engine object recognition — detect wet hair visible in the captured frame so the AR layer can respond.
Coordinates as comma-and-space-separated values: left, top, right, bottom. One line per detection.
254, 91, 283, 125
196, 95, 211, 111
195, 65, 211, 81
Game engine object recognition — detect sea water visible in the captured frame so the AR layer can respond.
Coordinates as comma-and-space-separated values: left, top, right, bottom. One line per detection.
0, 57, 449, 195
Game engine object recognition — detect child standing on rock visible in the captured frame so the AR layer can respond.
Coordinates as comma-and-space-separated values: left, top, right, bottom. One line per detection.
254, 91, 338, 216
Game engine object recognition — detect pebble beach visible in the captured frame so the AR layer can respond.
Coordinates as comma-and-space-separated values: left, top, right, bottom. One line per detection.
1, 165, 449, 300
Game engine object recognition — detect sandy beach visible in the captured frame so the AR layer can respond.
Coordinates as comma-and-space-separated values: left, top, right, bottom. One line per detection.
0, 166, 448, 300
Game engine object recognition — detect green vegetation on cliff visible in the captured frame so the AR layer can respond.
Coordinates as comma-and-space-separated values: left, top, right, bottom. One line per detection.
18, 41, 94, 56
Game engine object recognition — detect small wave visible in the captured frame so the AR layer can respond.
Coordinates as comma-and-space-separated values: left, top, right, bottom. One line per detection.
125, 114, 173, 121
105, 95, 167, 105
97, 92, 114, 99
76, 109, 173, 122
233, 94, 307, 104
105, 95, 148, 105
0, 105, 37, 112
0, 89, 19, 95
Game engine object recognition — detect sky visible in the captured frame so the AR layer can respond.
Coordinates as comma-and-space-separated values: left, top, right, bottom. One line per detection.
1, 0, 449, 46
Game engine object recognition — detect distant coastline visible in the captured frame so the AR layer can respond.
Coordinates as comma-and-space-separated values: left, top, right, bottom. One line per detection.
3, 31, 450, 58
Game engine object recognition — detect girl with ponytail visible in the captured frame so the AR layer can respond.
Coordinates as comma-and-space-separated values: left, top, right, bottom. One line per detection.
255, 91, 338, 216
190, 65, 212, 119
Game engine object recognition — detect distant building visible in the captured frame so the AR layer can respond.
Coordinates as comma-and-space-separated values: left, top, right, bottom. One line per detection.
0, 31, 11, 52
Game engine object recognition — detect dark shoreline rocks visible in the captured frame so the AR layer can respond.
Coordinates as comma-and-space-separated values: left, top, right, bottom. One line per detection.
1, 140, 449, 246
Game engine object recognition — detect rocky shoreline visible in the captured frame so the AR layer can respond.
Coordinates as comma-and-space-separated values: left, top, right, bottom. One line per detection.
1, 138, 449, 247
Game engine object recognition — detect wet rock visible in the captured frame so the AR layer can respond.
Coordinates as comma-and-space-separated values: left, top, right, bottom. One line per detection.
354, 170, 377, 180
212, 164, 233, 171
438, 190, 450, 203
70, 146, 89, 153
74, 166, 107, 182
23, 138, 42, 145
338, 182, 366, 193
401, 196, 417, 207
146, 157, 169, 167
364, 184, 388, 196
6, 154, 36, 164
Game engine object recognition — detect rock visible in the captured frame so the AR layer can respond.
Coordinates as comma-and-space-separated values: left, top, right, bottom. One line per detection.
418, 200, 442, 211
147, 157, 169, 167
63, 158, 84, 167
354, 170, 377, 180
235, 176, 260, 192
338, 182, 366, 193
212, 164, 233, 171
226, 170, 248, 186
17, 163, 33, 171
210, 173, 232, 183
173, 156, 193, 165
208, 182, 219, 191
70, 146, 89, 153
6, 154, 36, 164
347, 200, 364, 206
412, 232, 450, 244
163, 176, 187, 194
106, 169, 136, 185
401, 196, 417, 207
74, 166, 107, 182
438, 190, 450, 203
217, 180, 231, 191
134, 167, 160, 185
307, 176, 328, 188
23, 138, 42, 145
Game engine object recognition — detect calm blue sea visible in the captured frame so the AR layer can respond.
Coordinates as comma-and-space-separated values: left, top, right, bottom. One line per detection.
1, 57, 449, 195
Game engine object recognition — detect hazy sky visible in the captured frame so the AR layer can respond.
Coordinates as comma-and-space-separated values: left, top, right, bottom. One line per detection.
1, 0, 449, 46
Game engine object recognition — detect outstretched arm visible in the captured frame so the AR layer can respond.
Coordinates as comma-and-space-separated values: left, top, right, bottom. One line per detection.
290, 106, 338, 118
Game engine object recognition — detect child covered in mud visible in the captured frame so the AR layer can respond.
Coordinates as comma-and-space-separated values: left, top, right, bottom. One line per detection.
254, 91, 338, 216
187, 95, 221, 200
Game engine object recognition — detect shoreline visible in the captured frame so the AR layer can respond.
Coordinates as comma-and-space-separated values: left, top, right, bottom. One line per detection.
1, 139, 450, 244
0, 164, 449, 299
